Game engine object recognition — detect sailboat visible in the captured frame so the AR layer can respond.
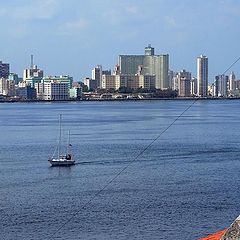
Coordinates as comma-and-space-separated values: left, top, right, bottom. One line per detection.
48, 115, 75, 166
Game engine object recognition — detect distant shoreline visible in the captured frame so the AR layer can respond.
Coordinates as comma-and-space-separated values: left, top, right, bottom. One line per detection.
1, 97, 240, 103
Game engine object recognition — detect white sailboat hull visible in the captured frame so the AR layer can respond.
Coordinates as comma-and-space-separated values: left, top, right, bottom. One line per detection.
49, 115, 76, 167
48, 158, 75, 166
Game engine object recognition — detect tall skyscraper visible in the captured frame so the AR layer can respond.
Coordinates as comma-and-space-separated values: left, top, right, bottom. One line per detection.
197, 55, 208, 97
229, 71, 236, 92
92, 65, 102, 88
190, 77, 197, 96
0, 61, 10, 78
119, 46, 169, 90
214, 74, 228, 97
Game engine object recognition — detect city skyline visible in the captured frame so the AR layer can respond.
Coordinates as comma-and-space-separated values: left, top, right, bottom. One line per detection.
0, 0, 240, 81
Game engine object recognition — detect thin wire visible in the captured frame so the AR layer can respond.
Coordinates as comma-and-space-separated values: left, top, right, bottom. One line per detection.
48, 99, 198, 239
47, 54, 240, 238
223, 56, 240, 75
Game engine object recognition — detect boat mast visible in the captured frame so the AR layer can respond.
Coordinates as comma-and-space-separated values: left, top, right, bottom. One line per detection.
67, 130, 70, 155
58, 114, 62, 157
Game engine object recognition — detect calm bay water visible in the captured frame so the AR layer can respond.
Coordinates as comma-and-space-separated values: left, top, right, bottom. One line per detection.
1, 100, 240, 240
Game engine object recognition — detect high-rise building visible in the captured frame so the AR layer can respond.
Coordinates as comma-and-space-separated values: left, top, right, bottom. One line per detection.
92, 65, 102, 88
168, 70, 175, 89
190, 77, 198, 96
175, 70, 191, 97
214, 75, 228, 97
229, 72, 236, 92
0, 61, 10, 78
0, 78, 15, 96
23, 55, 43, 81
144, 54, 169, 89
119, 46, 169, 89
119, 55, 145, 75
197, 55, 208, 97
8, 73, 20, 84
84, 78, 97, 91
23, 65, 43, 81
144, 44, 155, 56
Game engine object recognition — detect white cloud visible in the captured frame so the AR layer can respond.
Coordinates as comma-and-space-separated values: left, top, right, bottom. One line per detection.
125, 5, 139, 14
0, 0, 59, 20
102, 9, 122, 24
164, 16, 177, 28
219, 0, 240, 16
58, 19, 88, 35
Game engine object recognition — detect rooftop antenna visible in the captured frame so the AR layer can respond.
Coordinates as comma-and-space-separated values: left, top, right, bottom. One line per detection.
31, 54, 34, 69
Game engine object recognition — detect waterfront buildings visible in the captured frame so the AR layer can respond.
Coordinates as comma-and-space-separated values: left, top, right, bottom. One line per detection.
119, 45, 169, 89
138, 75, 156, 90
169, 70, 175, 90
213, 74, 228, 97
16, 85, 36, 100
102, 75, 116, 89
3, 49, 240, 100
8, 73, 21, 85
0, 61, 10, 78
35, 82, 69, 100
176, 70, 191, 97
191, 77, 198, 96
23, 64, 43, 81
90, 66, 112, 89
70, 87, 82, 99
102, 69, 111, 76
84, 78, 97, 91
92, 65, 102, 88
0, 78, 15, 96
229, 72, 236, 92
43, 75, 73, 89
197, 55, 208, 97
101, 65, 155, 91
102, 73, 155, 90
28, 75, 74, 100
25, 76, 42, 88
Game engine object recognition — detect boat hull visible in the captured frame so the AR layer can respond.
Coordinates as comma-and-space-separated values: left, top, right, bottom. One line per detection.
48, 159, 75, 167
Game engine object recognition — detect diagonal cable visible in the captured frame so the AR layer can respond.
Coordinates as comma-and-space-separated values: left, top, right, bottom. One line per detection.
48, 99, 198, 239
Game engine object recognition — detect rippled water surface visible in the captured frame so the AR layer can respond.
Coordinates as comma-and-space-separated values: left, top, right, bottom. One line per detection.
1, 100, 240, 240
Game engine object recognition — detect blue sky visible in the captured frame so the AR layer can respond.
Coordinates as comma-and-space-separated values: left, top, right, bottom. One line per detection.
0, 0, 240, 82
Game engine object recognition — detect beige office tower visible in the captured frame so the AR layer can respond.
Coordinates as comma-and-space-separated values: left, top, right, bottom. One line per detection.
197, 55, 208, 97
119, 46, 169, 90
144, 54, 169, 89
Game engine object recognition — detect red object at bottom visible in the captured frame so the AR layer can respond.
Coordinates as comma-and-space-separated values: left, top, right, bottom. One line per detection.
199, 229, 227, 240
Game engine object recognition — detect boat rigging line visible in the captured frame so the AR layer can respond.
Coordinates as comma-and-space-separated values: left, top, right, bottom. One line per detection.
48, 99, 198, 239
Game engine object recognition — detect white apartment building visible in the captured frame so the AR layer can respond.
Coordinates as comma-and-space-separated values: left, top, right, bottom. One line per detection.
35, 82, 69, 100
